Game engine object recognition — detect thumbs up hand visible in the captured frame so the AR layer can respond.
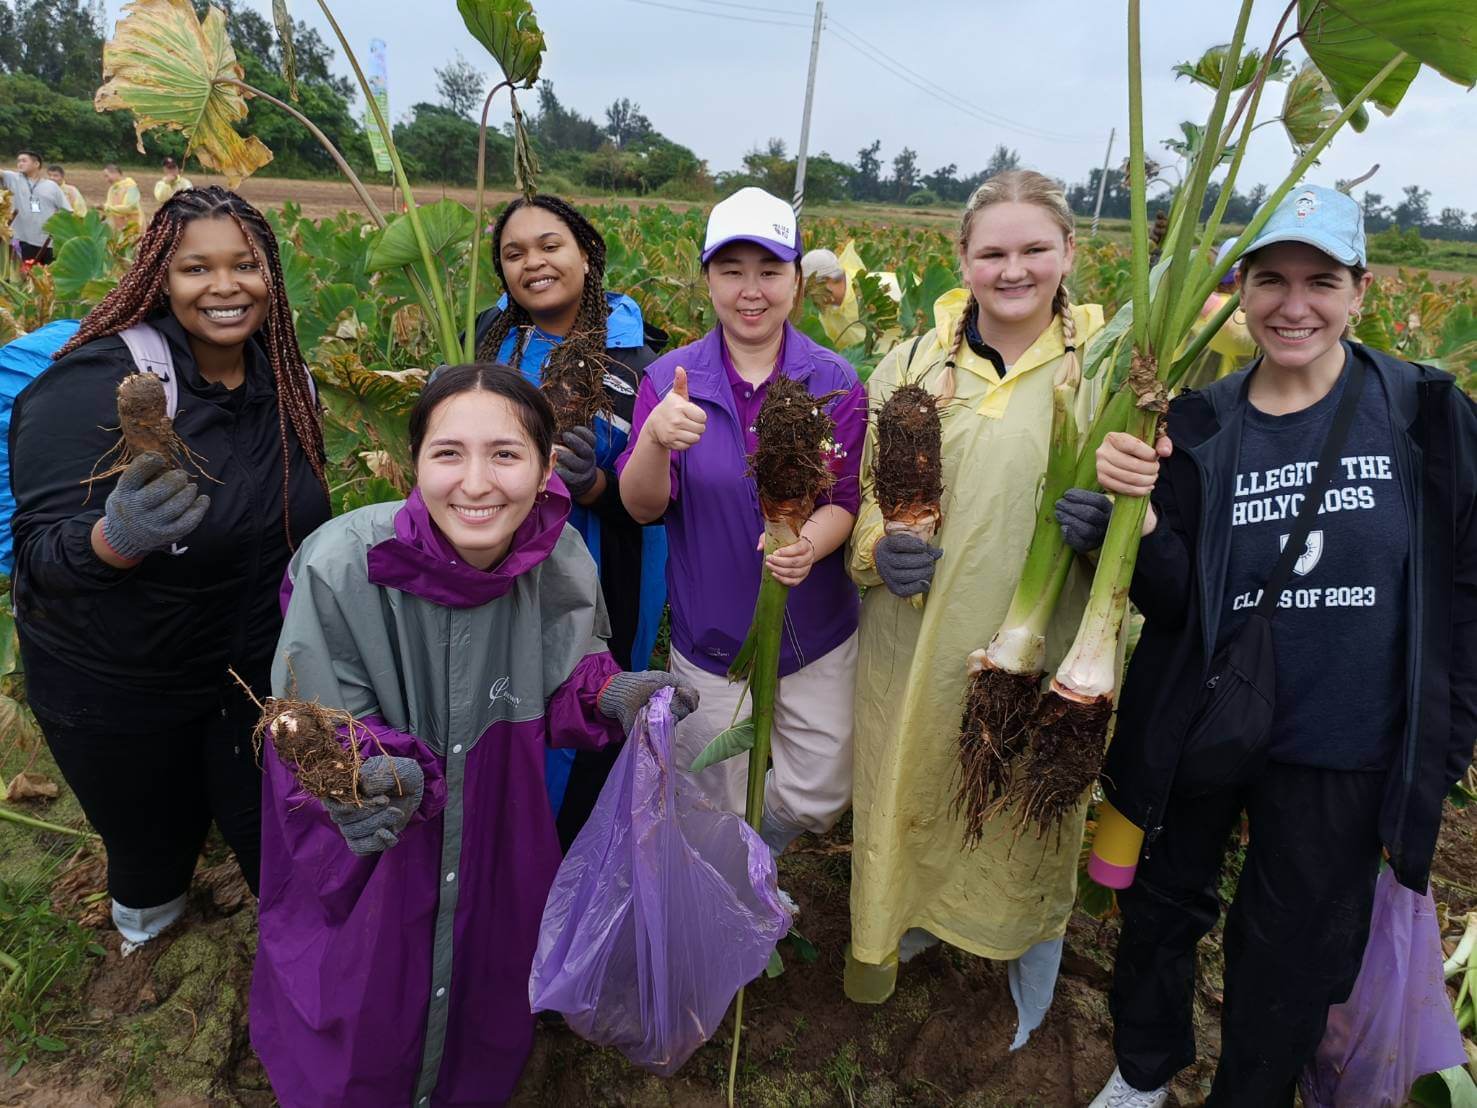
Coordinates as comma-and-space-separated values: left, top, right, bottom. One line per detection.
645, 366, 708, 452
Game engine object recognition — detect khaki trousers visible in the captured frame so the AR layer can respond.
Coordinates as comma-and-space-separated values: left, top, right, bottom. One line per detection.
669, 632, 857, 839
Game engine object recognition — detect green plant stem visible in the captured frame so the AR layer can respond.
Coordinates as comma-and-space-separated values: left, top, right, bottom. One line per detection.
313, 0, 462, 364
727, 987, 744, 1108
1152, 0, 1256, 358
0, 805, 96, 839
465, 79, 513, 361
229, 79, 386, 229
1126, 0, 1150, 350
744, 558, 790, 829
1056, 407, 1158, 699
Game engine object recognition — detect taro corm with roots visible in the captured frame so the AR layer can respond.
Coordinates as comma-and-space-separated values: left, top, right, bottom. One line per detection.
541, 348, 611, 436
952, 330, 1085, 846
874, 381, 943, 612
92, 372, 193, 484
248, 691, 400, 806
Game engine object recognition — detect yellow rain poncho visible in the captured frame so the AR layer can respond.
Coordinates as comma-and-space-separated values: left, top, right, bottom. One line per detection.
848, 289, 1105, 969
818, 241, 902, 349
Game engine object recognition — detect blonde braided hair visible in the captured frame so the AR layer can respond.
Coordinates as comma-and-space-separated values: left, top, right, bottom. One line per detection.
937, 169, 1078, 402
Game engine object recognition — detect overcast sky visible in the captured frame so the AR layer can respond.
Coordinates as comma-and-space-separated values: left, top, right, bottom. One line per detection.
102, 0, 1477, 214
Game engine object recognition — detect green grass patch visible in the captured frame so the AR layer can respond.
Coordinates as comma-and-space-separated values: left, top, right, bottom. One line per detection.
0, 850, 105, 1074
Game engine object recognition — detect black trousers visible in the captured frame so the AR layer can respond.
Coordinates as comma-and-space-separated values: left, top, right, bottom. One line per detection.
16, 241, 52, 264
37, 695, 263, 907
1110, 762, 1384, 1106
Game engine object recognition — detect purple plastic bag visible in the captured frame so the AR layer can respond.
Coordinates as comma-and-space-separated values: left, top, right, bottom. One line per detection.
529, 687, 792, 1076
1300, 867, 1466, 1107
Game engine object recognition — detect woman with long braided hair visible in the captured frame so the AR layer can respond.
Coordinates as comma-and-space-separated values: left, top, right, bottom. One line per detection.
10, 186, 329, 952
845, 170, 1106, 1040
472, 194, 669, 849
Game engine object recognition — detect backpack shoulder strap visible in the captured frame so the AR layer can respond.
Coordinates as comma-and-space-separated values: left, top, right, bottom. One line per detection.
117, 323, 179, 419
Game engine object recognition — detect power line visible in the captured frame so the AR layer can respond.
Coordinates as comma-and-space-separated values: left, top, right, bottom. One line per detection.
683, 0, 812, 17
620, 0, 811, 29
825, 17, 1097, 145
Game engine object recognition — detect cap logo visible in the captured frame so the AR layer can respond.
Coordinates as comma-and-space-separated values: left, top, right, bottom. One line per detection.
774, 222, 791, 237
1294, 190, 1317, 221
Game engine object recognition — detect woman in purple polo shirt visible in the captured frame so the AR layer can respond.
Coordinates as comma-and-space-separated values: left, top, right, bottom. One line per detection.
618, 187, 866, 861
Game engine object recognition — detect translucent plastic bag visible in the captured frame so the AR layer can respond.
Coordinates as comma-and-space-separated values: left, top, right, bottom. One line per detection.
1300, 867, 1466, 1108
529, 687, 792, 1076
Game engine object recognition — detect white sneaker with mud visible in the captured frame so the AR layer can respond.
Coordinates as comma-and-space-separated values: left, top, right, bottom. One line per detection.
1088, 1068, 1168, 1108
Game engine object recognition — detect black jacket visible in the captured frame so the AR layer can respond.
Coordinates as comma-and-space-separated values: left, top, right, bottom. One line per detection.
10, 313, 331, 726
473, 305, 669, 668
1104, 344, 1477, 892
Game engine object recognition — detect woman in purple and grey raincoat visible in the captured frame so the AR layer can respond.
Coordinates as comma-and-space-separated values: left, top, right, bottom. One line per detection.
249, 364, 696, 1107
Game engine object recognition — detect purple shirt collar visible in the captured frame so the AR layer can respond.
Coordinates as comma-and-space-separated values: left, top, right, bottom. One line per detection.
366, 479, 572, 608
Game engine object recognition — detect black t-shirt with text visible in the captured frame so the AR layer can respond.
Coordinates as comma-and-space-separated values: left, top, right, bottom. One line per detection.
1219, 349, 1409, 770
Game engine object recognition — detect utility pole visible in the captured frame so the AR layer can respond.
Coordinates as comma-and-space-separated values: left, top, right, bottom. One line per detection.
1090, 127, 1116, 238
792, 1, 824, 218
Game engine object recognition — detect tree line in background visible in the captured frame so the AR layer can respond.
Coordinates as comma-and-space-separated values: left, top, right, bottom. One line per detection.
3, 0, 1477, 246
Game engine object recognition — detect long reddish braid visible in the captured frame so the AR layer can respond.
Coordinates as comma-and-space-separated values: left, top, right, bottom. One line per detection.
475, 194, 611, 376
56, 186, 327, 547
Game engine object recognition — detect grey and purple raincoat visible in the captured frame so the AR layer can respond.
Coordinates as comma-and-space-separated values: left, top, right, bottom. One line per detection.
249, 482, 623, 1107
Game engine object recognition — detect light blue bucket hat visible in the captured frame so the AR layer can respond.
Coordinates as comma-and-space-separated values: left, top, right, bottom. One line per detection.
1242, 183, 1367, 268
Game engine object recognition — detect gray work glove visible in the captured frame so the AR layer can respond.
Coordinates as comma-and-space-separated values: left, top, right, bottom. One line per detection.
1054, 488, 1112, 554
322, 755, 424, 856
874, 532, 942, 598
598, 671, 700, 734
554, 426, 599, 499
100, 452, 210, 561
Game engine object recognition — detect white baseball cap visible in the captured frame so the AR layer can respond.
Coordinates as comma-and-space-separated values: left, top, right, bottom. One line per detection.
702, 187, 800, 264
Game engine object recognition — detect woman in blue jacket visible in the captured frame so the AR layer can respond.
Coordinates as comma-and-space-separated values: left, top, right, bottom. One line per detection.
473, 194, 667, 847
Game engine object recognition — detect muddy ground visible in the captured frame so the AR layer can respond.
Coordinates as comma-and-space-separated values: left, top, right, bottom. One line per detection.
3, 725, 1475, 1108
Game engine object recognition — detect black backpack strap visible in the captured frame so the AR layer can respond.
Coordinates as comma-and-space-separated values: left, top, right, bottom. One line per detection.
1255, 356, 1367, 617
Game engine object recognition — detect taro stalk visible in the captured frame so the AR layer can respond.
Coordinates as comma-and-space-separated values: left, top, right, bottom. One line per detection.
1007, 0, 1477, 840
93, 0, 547, 366
873, 380, 944, 612
688, 375, 841, 1108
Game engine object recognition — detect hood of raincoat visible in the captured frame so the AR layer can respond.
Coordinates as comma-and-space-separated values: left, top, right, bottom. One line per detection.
366, 478, 573, 609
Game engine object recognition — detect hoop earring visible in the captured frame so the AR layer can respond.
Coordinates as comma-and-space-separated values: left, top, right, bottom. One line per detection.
1232, 308, 1248, 326
1348, 308, 1363, 328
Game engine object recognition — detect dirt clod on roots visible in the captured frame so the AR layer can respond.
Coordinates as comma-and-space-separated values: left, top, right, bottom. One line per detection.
874, 382, 943, 527
751, 376, 843, 534
1008, 685, 1113, 840
953, 665, 1042, 847
541, 350, 611, 436
252, 698, 367, 804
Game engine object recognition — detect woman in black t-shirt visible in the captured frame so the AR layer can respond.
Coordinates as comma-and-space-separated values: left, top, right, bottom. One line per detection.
1067, 186, 1477, 1107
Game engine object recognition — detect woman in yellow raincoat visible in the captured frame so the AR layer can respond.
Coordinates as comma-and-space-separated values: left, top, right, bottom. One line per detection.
847, 170, 1104, 1047
803, 241, 902, 350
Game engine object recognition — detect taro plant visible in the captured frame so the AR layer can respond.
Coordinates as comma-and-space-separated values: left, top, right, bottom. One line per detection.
94, 0, 547, 367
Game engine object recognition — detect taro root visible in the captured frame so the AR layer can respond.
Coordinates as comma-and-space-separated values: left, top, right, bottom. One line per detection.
541, 352, 610, 436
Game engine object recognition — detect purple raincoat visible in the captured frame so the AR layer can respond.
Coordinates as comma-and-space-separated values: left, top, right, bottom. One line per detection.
250, 484, 623, 1106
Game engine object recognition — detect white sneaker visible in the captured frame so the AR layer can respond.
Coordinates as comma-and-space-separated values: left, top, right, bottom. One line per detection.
1088, 1067, 1169, 1108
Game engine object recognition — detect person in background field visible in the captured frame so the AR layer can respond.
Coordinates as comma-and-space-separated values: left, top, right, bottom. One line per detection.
846, 170, 1106, 1044
2, 149, 72, 264
102, 163, 143, 234
250, 364, 697, 1107
1070, 185, 1477, 1106
472, 194, 669, 851
801, 242, 901, 350
46, 165, 87, 218
10, 186, 330, 954
153, 156, 194, 203
1187, 238, 1258, 383
618, 186, 866, 871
